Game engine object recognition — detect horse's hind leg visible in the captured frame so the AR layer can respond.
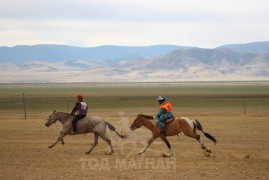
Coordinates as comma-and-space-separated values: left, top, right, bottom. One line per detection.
182, 127, 211, 155
85, 133, 99, 154
99, 134, 114, 155
195, 135, 212, 154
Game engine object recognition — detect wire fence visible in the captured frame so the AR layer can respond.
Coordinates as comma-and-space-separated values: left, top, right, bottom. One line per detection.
0, 92, 269, 119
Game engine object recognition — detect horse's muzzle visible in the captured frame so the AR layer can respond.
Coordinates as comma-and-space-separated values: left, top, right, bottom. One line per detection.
45, 121, 50, 127
130, 126, 135, 131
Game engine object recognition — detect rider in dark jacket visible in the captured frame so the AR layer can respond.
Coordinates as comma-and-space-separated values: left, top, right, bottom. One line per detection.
70, 95, 88, 135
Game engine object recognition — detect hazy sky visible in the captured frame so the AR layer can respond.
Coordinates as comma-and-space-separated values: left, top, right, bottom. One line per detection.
0, 0, 268, 48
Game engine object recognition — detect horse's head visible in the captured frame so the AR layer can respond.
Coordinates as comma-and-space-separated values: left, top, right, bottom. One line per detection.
45, 110, 58, 127
130, 114, 153, 131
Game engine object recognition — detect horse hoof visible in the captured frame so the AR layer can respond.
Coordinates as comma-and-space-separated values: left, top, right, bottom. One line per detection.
105, 152, 114, 155
203, 151, 210, 157
162, 153, 172, 157
85, 151, 90, 155
48, 145, 53, 149
205, 148, 212, 153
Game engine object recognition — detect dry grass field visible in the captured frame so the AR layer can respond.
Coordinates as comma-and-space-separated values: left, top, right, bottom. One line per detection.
0, 82, 269, 179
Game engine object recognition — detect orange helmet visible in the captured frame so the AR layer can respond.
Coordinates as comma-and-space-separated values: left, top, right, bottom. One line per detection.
76, 95, 83, 100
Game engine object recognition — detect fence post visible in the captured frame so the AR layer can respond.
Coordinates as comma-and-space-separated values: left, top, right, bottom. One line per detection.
66, 98, 69, 113
243, 94, 247, 115
22, 92, 27, 120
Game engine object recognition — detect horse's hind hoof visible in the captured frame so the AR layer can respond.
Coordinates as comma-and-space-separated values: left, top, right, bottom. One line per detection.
85, 151, 91, 155
48, 145, 53, 149
203, 151, 210, 157
105, 152, 114, 155
206, 148, 212, 153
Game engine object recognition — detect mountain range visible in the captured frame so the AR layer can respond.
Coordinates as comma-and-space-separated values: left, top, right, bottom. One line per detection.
0, 42, 268, 82
0, 45, 191, 65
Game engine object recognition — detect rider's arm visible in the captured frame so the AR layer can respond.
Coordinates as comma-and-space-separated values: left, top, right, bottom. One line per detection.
156, 108, 167, 118
71, 102, 81, 115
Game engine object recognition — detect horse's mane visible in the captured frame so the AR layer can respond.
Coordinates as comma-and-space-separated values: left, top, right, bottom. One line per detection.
55, 111, 74, 117
139, 114, 154, 120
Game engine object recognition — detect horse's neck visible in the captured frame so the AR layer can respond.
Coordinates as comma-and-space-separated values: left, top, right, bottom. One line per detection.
56, 112, 73, 124
142, 118, 155, 132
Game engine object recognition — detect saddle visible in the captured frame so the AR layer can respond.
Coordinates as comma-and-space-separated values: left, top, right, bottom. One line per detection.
165, 117, 175, 125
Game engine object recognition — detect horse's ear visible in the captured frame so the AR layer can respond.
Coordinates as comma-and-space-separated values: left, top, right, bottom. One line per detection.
53, 110, 57, 113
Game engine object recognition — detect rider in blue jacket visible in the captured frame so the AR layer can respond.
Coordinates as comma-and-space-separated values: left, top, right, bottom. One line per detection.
156, 96, 174, 135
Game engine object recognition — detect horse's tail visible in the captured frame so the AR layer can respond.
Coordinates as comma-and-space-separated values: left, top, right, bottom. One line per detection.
105, 121, 127, 139
194, 119, 217, 145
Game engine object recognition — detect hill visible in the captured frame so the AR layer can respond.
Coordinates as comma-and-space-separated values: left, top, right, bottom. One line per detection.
216, 41, 269, 53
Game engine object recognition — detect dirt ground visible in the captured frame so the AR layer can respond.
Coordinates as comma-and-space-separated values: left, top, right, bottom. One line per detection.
1, 110, 269, 180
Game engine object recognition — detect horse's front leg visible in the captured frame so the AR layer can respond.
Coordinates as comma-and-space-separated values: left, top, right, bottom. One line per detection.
161, 136, 175, 157
48, 131, 66, 148
59, 131, 65, 145
139, 136, 157, 155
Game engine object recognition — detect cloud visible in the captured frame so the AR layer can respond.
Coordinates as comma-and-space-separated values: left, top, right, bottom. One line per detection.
0, 0, 268, 47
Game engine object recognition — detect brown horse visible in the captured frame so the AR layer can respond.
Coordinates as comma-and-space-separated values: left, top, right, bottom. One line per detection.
45, 110, 127, 155
130, 114, 216, 157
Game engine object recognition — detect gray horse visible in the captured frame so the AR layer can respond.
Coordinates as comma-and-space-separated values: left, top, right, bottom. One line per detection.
45, 110, 127, 155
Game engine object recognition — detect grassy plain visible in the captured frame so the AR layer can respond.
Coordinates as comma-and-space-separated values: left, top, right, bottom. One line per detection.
0, 82, 269, 179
